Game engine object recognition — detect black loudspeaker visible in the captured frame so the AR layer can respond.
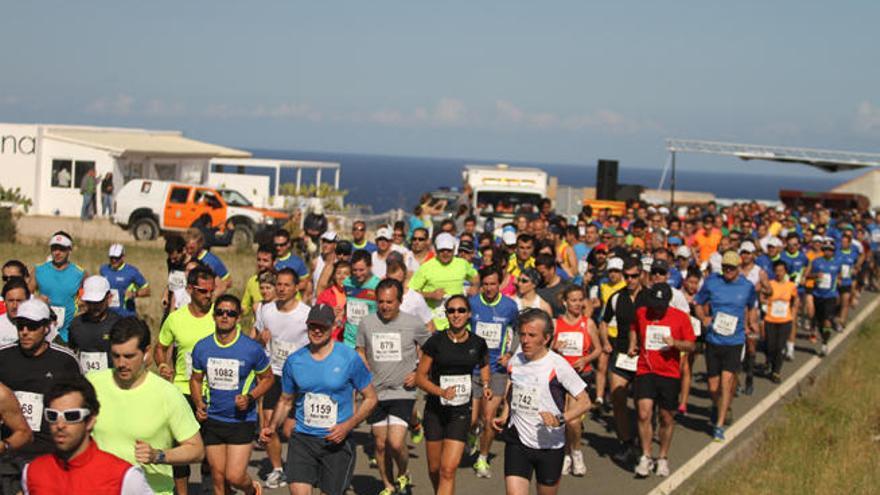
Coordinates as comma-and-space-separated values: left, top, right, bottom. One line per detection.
596, 159, 619, 200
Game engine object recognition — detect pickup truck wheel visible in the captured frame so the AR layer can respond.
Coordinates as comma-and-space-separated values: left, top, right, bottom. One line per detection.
131, 217, 159, 241
232, 224, 254, 247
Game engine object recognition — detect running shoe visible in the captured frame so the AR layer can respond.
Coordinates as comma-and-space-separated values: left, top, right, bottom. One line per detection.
473, 458, 492, 478
396, 473, 412, 493
744, 378, 754, 396
264, 468, 287, 489
634, 455, 654, 478
561, 454, 572, 476
655, 458, 670, 477
378, 488, 395, 495
712, 426, 726, 442
771, 372, 782, 384
369, 456, 378, 468
571, 450, 587, 477
410, 424, 424, 445
819, 344, 828, 357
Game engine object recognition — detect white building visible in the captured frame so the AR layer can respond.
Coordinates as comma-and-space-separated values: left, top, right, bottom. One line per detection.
0, 123, 250, 217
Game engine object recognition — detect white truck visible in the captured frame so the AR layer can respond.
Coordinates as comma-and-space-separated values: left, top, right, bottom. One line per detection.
463, 164, 548, 224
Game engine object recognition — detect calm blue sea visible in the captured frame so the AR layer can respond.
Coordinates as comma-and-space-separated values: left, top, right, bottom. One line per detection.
232, 149, 854, 213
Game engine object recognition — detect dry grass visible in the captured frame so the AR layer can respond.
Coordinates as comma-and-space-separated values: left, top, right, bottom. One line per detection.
693, 315, 880, 495
0, 241, 257, 341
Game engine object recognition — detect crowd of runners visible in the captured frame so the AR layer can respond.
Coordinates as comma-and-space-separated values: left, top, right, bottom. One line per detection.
0, 195, 875, 494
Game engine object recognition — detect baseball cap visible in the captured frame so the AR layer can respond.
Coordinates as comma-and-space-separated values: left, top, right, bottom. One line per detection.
822, 238, 836, 249
739, 241, 756, 254
306, 304, 335, 329
502, 231, 517, 246
651, 259, 670, 274
646, 283, 672, 309
767, 237, 784, 248
667, 236, 683, 246
81, 276, 111, 303
458, 240, 475, 253
593, 243, 608, 253
335, 240, 353, 256
675, 246, 692, 258
607, 257, 624, 271
321, 231, 338, 243
48, 233, 72, 248
108, 243, 124, 258
721, 251, 741, 267
15, 299, 51, 324
375, 227, 392, 241
435, 233, 456, 251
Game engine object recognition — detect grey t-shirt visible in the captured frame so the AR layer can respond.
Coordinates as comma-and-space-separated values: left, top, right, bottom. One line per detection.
356, 311, 431, 400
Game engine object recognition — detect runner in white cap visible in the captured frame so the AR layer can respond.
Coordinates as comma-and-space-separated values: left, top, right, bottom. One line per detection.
99, 243, 150, 318
34, 231, 86, 343
69, 276, 121, 374
409, 233, 478, 331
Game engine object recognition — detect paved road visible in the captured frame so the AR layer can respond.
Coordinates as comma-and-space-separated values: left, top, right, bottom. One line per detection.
191, 293, 877, 494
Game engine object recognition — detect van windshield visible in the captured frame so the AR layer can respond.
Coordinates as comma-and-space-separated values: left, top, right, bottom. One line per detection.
475, 191, 542, 217
219, 189, 253, 207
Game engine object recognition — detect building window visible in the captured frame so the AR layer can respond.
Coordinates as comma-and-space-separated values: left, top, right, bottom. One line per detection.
51, 159, 96, 189
51, 160, 73, 188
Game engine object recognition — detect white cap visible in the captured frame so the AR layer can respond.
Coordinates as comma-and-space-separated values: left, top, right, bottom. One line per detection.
607, 257, 624, 271
48, 233, 72, 248
16, 299, 51, 322
710, 256, 722, 274
659, 206, 670, 215
768, 237, 784, 248
321, 231, 338, 242
675, 246, 692, 258
81, 275, 111, 303
375, 227, 393, 241
108, 243, 124, 258
502, 231, 517, 246
740, 241, 756, 253
775, 205, 785, 212
435, 233, 456, 251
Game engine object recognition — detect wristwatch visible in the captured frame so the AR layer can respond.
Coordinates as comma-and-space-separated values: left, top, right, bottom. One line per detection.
246, 393, 255, 404
154, 449, 166, 464
555, 413, 566, 425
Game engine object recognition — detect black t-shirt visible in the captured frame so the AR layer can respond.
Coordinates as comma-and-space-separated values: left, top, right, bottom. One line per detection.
68, 312, 121, 365
421, 331, 488, 411
602, 287, 650, 353
538, 281, 572, 318
0, 344, 81, 458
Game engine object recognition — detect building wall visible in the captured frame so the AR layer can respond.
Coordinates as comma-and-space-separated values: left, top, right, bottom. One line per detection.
0, 123, 39, 205
39, 136, 117, 216
832, 170, 880, 208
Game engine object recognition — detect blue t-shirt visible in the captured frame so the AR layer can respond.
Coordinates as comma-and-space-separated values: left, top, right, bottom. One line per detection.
811, 256, 841, 299
468, 294, 519, 373
35, 261, 85, 342
191, 331, 271, 423
197, 250, 229, 279
781, 250, 809, 288
282, 343, 372, 437
755, 254, 778, 276
695, 274, 757, 346
836, 249, 859, 287
867, 223, 880, 252
352, 240, 377, 254
99, 263, 148, 317
275, 252, 310, 278
668, 266, 683, 289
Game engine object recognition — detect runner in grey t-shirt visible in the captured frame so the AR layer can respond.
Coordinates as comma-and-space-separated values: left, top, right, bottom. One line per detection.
356, 279, 430, 495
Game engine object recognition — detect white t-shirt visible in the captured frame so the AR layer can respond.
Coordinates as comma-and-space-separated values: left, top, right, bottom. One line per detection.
372, 247, 419, 279
255, 301, 311, 375
400, 289, 433, 325
670, 288, 690, 314
312, 256, 327, 297
0, 315, 17, 347
507, 350, 585, 450
513, 295, 546, 311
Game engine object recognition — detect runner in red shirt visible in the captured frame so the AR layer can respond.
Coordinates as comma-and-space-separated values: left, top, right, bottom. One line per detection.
627, 283, 695, 478
552, 285, 600, 477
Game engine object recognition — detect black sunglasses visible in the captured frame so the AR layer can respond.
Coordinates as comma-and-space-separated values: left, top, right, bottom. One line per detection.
624, 272, 641, 279
446, 307, 468, 314
274, 242, 288, 247
214, 309, 239, 318
412, 237, 427, 242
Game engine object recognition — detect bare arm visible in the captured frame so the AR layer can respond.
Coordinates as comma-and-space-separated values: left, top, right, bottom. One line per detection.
153, 343, 174, 381
188, 372, 207, 422
0, 384, 32, 452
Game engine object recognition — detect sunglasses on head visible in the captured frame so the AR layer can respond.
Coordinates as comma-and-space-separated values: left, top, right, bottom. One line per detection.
446, 307, 468, 314
214, 309, 239, 318
44, 408, 91, 424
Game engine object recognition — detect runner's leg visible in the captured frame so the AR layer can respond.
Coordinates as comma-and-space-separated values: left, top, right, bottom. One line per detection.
372, 424, 394, 491
206, 444, 227, 495
438, 440, 465, 495
225, 443, 258, 495
636, 398, 654, 457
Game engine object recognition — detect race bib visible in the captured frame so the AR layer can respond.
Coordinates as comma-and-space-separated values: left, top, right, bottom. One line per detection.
770, 300, 789, 319
793, 272, 803, 285
511, 383, 539, 414
690, 316, 702, 337
109, 289, 121, 308
577, 259, 589, 277
557, 332, 584, 357
79, 351, 108, 373
713, 312, 738, 336
14, 391, 43, 431
346, 300, 369, 325
841, 264, 852, 280
168, 270, 186, 291
615, 353, 638, 372
271, 339, 298, 370
371, 333, 402, 362
207, 357, 240, 391
50, 306, 65, 326
645, 325, 671, 351
184, 352, 193, 379
303, 393, 337, 428
439, 375, 471, 406
873, 231, 880, 243
817, 273, 832, 290
475, 322, 503, 349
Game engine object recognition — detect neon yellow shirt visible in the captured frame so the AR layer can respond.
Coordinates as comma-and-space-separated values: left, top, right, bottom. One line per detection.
241, 274, 261, 316
158, 304, 215, 394
409, 257, 478, 330
88, 370, 200, 495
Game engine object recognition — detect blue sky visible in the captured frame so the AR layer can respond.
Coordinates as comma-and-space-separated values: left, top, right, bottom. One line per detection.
2, 1, 878, 174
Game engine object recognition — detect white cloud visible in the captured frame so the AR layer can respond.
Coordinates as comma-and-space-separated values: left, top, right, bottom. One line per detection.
433, 98, 468, 126
855, 100, 880, 134
144, 99, 185, 117
85, 94, 134, 115
494, 99, 655, 134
